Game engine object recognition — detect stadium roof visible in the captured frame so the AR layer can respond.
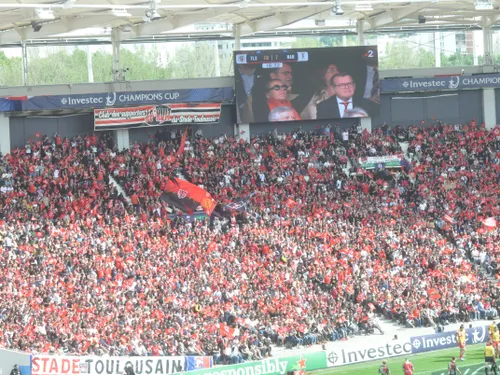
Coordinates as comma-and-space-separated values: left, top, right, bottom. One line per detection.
0, 0, 499, 45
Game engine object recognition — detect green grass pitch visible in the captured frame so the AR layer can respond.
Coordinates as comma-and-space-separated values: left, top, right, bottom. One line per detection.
311, 344, 489, 375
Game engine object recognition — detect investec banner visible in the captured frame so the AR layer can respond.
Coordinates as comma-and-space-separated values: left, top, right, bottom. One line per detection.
32, 355, 212, 375
94, 103, 222, 130
410, 325, 489, 354
0, 88, 234, 112
381, 73, 500, 93
173, 352, 327, 375
326, 338, 412, 367
359, 154, 404, 169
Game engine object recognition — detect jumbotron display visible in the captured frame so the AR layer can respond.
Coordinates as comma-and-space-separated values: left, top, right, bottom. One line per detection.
234, 46, 380, 123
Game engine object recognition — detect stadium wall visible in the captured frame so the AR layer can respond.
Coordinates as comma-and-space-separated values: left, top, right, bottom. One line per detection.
0, 77, 235, 97
3, 66, 500, 151
0, 326, 491, 375
30, 355, 213, 375
5, 87, 491, 150
10, 113, 94, 149
0, 65, 496, 98
372, 90, 484, 128
495, 88, 500, 120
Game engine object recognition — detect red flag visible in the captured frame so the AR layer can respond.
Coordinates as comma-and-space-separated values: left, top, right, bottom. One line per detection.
22, 316, 35, 335
163, 154, 177, 164
34, 132, 42, 138
161, 178, 217, 216
286, 198, 297, 209
362, 129, 369, 143
176, 129, 187, 157
81, 341, 91, 352
219, 323, 235, 337
482, 217, 497, 229
443, 214, 455, 224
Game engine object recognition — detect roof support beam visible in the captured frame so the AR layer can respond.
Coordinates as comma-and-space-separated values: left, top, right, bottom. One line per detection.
133, 9, 229, 36
483, 14, 500, 27
0, 16, 117, 45
238, 5, 331, 35
361, 3, 430, 31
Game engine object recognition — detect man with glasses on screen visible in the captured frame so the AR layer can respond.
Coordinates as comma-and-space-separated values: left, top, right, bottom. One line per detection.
270, 64, 295, 97
249, 62, 312, 122
317, 72, 376, 119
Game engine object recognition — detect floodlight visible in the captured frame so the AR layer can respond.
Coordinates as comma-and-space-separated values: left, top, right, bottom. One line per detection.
355, 3, 373, 11
35, 8, 55, 20
474, 0, 493, 10
111, 8, 132, 17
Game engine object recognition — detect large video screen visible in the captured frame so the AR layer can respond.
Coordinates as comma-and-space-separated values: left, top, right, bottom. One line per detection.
234, 46, 380, 124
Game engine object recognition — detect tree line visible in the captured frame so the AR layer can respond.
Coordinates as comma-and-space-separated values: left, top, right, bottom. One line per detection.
0, 37, 494, 87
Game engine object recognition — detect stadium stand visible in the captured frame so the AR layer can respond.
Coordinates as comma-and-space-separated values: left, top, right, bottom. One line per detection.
0, 122, 498, 363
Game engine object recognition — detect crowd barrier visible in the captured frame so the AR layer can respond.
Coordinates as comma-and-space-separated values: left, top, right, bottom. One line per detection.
32, 355, 213, 375
326, 338, 412, 367
0, 355, 212, 375
410, 325, 489, 354
0, 327, 492, 375
172, 352, 327, 375
325, 325, 490, 367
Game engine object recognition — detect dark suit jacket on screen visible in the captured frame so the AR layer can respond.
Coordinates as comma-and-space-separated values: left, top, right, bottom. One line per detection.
316, 96, 377, 119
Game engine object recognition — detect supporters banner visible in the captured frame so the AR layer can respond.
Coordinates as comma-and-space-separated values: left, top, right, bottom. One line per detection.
93, 103, 222, 130
171, 352, 327, 375
326, 338, 412, 367
381, 73, 500, 93
0, 348, 31, 375
0, 88, 234, 112
167, 213, 207, 222
223, 192, 256, 212
32, 355, 212, 375
410, 325, 489, 354
160, 178, 217, 216
358, 154, 404, 169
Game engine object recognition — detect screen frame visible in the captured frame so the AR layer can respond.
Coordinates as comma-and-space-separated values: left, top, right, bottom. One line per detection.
233, 45, 379, 124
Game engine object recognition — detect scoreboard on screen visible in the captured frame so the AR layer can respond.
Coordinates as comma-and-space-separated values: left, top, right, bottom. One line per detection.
233, 45, 380, 124
235, 50, 309, 69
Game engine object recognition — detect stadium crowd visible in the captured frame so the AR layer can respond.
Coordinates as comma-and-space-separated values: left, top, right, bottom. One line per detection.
0, 121, 498, 362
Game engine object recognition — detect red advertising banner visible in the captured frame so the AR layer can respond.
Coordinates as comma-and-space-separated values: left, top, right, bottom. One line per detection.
94, 103, 222, 130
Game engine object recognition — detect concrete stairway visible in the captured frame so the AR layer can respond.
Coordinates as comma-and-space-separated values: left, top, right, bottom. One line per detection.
108, 175, 132, 206
399, 142, 410, 158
